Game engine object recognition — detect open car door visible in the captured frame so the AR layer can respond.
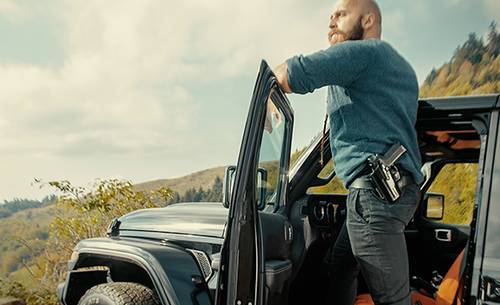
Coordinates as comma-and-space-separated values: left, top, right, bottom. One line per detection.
215, 60, 294, 305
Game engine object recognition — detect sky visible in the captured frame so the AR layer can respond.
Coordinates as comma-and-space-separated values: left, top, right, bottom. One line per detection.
0, 0, 498, 201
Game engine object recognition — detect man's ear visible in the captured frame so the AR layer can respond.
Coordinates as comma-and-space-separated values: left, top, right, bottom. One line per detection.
361, 13, 375, 30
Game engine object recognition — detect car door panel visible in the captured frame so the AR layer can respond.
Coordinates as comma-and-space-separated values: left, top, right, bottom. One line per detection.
408, 199, 470, 280
215, 60, 294, 305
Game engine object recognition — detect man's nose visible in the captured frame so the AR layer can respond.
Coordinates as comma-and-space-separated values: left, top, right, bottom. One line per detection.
329, 16, 337, 29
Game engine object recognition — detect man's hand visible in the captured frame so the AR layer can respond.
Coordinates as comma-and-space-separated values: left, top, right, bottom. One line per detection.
273, 62, 292, 93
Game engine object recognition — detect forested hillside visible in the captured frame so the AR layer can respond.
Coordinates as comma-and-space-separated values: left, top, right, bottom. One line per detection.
420, 22, 500, 97
0, 196, 55, 219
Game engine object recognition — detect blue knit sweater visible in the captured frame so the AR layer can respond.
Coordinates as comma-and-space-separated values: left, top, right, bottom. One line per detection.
286, 39, 424, 187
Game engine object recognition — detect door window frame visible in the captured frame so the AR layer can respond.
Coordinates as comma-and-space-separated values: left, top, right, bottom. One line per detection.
215, 60, 294, 305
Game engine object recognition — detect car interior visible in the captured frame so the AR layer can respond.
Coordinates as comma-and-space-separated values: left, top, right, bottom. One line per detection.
207, 95, 487, 305
246, 117, 482, 305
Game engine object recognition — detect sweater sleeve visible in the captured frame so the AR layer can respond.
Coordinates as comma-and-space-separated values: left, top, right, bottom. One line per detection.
286, 40, 375, 94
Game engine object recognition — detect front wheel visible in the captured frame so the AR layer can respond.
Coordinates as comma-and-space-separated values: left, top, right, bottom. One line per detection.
77, 282, 159, 305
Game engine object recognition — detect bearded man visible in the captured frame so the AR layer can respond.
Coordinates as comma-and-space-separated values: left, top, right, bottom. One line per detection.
273, 1, 424, 305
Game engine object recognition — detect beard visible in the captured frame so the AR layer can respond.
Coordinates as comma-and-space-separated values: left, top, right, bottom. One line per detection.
346, 16, 364, 41
329, 16, 365, 45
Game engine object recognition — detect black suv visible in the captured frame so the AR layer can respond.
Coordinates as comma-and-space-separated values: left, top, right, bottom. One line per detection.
57, 61, 500, 305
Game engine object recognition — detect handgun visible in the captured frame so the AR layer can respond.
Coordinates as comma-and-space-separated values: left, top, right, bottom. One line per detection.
367, 144, 407, 202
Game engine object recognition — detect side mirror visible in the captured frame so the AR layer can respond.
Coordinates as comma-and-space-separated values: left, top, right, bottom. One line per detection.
222, 166, 268, 209
223, 166, 236, 208
425, 192, 445, 220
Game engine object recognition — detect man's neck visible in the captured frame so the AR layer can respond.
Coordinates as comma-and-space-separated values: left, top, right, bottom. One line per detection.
363, 33, 381, 40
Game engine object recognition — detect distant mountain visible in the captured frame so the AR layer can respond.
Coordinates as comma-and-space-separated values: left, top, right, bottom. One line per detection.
134, 166, 226, 204
134, 166, 225, 195
420, 21, 500, 97
0, 196, 55, 219
0, 166, 226, 221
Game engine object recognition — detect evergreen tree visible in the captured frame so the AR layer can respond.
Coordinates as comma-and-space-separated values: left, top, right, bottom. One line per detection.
420, 21, 500, 97
164, 176, 224, 204
486, 21, 500, 58
211, 176, 223, 201
462, 33, 486, 64
0, 195, 56, 219
424, 68, 438, 86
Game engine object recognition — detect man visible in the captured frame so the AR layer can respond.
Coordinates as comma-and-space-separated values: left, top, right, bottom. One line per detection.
273, 1, 424, 305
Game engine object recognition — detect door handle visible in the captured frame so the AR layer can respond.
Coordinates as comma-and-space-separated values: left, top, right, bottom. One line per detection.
435, 229, 452, 242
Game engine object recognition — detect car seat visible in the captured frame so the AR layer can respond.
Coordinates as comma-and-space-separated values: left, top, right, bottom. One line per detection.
354, 249, 465, 305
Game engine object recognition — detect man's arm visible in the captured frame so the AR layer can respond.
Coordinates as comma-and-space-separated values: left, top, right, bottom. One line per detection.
274, 40, 375, 94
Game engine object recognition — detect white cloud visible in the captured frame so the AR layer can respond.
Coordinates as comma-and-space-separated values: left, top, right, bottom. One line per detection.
0, 0, 365, 200
0, 1, 199, 158
0, 0, 332, 161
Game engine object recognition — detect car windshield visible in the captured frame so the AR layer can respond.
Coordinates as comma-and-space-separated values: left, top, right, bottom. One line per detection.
289, 131, 323, 179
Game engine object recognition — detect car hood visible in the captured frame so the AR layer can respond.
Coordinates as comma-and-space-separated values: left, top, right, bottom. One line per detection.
118, 202, 229, 238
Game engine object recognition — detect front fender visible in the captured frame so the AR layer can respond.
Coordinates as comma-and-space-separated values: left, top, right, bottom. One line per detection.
59, 237, 212, 305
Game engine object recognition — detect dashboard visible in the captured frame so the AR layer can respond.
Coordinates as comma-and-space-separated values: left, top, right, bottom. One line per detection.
304, 193, 347, 229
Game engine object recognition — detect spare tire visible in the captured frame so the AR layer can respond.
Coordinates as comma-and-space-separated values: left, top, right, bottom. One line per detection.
77, 282, 159, 305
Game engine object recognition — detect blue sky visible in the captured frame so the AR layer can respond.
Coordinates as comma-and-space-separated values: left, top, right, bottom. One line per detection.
0, 0, 498, 201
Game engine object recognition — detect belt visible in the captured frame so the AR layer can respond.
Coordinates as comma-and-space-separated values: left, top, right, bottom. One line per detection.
350, 174, 414, 190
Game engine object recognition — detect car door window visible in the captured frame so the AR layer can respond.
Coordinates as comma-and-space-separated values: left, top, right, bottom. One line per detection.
257, 94, 287, 206
427, 163, 478, 225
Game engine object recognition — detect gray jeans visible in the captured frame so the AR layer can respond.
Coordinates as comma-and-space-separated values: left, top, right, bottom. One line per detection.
325, 182, 420, 305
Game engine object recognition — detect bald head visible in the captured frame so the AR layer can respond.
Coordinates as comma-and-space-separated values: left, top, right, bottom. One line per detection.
328, 0, 382, 45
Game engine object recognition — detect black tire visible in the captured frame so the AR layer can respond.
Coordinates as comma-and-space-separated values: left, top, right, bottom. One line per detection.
77, 282, 160, 305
